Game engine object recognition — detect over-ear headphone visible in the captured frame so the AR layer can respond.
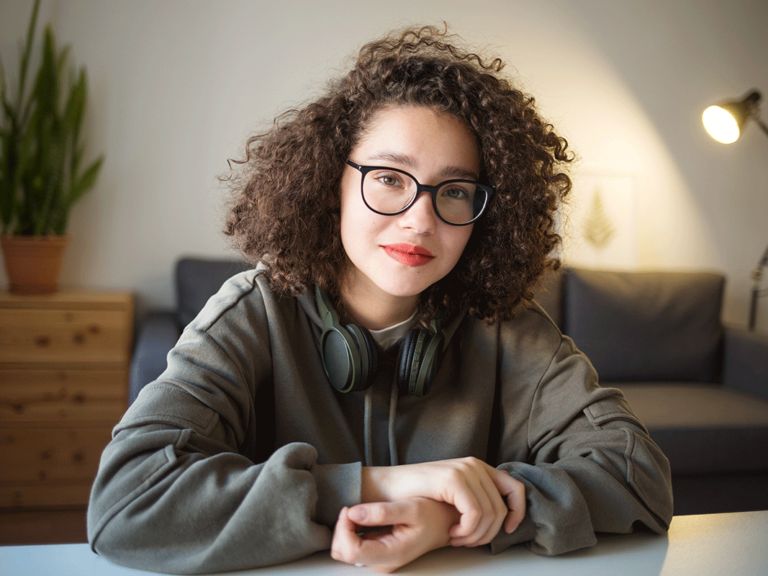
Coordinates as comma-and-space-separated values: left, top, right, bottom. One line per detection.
315, 286, 446, 397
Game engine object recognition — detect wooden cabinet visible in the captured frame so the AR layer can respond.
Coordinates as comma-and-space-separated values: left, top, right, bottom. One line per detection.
0, 290, 133, 509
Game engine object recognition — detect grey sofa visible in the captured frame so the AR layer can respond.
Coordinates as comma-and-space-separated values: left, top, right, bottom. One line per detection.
130, 257, 768, 516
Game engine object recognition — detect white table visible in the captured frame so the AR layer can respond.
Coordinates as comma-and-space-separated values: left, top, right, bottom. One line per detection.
1, 511, 766, 576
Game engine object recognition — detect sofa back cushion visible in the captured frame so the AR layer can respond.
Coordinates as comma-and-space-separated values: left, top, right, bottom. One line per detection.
533, 268, 564, 328
564, 268, 725, 382
176, 257, 252, 328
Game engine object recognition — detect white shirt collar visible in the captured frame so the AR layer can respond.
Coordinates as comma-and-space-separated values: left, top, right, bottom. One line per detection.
368, 310, 418, 350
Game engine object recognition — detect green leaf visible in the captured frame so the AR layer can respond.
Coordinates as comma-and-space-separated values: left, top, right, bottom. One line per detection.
1, 0, 103, 236
69, 155, 103, 206
17, 0, 42, 108
65, 70, 86, 131
64, 69, 87, 180
56, 44, 70, 78
1, 96, 16, 126
34, 27, 60, 118
0, 53, 7, 99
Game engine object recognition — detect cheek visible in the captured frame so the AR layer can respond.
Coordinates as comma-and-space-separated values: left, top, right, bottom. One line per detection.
339, 178, 359, 244
445, 226, 473, 265
339, 181, 379, 254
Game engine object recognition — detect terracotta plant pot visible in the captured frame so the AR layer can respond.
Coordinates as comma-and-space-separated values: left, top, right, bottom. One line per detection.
0, 235, 70, 295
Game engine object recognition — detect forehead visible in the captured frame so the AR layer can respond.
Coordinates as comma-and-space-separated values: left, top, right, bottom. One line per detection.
354, 105, 481, 174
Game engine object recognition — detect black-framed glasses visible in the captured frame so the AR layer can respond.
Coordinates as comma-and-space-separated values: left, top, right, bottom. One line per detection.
346, 159, 495, 226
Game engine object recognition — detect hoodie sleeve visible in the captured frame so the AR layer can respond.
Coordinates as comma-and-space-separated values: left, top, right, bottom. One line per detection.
489, 313, 674, 556
87, 275, 361, 574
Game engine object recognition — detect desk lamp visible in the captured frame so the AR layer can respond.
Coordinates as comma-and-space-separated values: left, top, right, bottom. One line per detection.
702, 90, 768, 331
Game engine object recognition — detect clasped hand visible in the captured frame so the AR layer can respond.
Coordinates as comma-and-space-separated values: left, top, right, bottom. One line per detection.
331, 457, 526, 572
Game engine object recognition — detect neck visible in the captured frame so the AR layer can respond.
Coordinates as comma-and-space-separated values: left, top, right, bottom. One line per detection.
339, 271, 419, 331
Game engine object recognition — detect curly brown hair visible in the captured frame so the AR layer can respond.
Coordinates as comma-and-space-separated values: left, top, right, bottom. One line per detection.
223, 25, 573, 325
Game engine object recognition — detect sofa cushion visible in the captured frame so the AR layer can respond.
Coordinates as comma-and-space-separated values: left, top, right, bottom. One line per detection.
533, 268, 564, 329
564, 269, 725, 382
176, 257, 251, 328
615, 383, 768, 475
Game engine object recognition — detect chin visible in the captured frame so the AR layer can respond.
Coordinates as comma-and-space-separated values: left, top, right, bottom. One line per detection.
376, 277, 438, 299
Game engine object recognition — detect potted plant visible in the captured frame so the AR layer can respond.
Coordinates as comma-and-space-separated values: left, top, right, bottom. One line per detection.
0, 0, 104, 294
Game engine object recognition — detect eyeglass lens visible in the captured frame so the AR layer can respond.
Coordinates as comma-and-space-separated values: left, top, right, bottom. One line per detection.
362, 168, 488, 225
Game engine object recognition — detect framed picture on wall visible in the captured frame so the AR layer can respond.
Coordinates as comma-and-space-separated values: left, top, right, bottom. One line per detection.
559, 172, 638, 270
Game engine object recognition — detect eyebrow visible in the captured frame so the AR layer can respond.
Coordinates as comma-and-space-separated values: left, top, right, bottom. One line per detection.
366, 151, 480, 181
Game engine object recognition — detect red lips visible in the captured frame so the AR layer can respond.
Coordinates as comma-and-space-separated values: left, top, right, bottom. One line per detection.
383, 244, 435, 267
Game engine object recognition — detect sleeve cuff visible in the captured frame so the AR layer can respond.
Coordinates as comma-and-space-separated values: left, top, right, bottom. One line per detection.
313, 461, 362, 526
489, 512, 537, 554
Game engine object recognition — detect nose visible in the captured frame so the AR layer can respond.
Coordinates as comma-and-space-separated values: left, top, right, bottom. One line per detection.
399, 190, 437, 234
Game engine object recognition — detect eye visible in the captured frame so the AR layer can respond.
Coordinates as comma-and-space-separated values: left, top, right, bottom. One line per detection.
375, 172, 404, 187
441, 186, 470, 200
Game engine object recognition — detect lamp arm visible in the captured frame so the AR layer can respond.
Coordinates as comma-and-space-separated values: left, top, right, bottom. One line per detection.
749, 242, 768, 331
746, 112, 768, 331
757, 117, 768, 138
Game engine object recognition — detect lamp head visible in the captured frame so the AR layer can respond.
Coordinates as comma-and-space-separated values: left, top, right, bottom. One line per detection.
703, 90, 762, 144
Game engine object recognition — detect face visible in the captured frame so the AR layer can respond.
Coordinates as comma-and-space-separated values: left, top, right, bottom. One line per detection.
339, 105, 480, 321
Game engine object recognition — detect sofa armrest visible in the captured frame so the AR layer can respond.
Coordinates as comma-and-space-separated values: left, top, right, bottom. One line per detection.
129, 311, 181, 405
722, 325, 768, 401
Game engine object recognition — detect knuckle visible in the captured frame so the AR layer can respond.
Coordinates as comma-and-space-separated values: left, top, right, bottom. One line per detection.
464, 508, 482, 525
463, 456, 481, 468
446, 468, 463, 484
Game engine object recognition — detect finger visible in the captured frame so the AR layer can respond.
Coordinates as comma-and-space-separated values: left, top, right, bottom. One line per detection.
444, 476, 485, 540
504, 482, 526, 534
333, 507, 402, 568
335, 507, 358, 540
474, 468, 509, 544
487, 467, 526, 534
348, 500, 414, 528
488, 466, 520, 499
331, 508, 364, 565
449, 467, 506, 545
449, 483, 500, 545
341, 503, 421, 569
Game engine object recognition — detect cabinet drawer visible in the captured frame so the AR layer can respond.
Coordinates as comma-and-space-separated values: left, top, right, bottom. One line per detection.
0, 426, 113, 484
0, 483, 93, 508
0, 308, 131, 365
0, 369, 127, 423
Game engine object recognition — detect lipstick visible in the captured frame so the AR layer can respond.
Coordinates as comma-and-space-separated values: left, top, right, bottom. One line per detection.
383, 244, 435, 267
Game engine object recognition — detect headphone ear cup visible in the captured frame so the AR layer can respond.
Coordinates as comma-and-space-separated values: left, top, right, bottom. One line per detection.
319, 324, 362, 393
316, 285, 375, 393
344, 324, 377, 392
413, 331, 445, 397
358, 325, 379, 375
397, 328, 446, 397
397, 329, 418, 394
406, 331, 429, 397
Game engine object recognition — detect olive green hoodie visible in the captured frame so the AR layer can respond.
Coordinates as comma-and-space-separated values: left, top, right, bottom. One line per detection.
88, 268, 673, 574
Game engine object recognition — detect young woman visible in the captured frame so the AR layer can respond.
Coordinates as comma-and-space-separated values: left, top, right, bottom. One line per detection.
88, 26, 673, 574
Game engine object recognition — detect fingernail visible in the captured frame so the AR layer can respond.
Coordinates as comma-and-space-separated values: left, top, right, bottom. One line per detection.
348, 506, 368, 522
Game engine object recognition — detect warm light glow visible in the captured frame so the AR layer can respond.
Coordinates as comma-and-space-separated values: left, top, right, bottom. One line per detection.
702, 105, 740, 144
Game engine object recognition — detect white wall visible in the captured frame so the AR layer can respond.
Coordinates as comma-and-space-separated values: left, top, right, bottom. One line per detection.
1, 0, 767, 332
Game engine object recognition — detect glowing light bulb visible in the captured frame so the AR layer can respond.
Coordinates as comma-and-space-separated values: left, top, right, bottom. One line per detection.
702, 105, 740, 144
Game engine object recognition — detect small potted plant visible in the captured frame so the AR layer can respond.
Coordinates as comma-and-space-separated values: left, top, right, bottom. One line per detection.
0, 0, 104, 294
